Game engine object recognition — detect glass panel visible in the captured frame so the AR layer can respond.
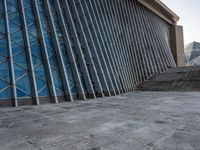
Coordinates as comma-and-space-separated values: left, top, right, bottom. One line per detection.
0, 1, 3, 15
68, 80, 75, 88
45, 36, 54, 49
0, 62, 10, 82
9, 21, 20, 33
25, 16, 33, 26
0, 80, 8, 90
23, 0, 31, 8
28, 24, 37, 37
11, 43, 23, 55
7, 2, 17, 13
7, 0, 18, 7
24, 7, 34, 19
14, 64, 26, 80
16, 88, 29, 97
11, 30, 24, 46
71, 86, 78, 94
31, 43, 41, 58
0, 33, 4, 40
28, 33, 37, 45
38, 86, 49, 96
0, 18, 5, 34
36, 77, 45, 91
16, 75, 31, 95
13, 51, 28, 69
9, 11, 21, 26
0, 39, 8, 57
0, 87, 11, 99
56, 89, 63, 96
32, 54, 41, 67
49, 55, 58, 69
0, 56, 6, 63
34, 65, 46, 81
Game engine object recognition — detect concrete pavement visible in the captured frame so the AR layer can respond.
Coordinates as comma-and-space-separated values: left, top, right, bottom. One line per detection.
0, 92, 200, 150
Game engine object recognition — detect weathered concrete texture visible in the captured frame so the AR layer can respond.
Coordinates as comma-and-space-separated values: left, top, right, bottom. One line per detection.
136, 66, 200, 91
1, 92, 200, 150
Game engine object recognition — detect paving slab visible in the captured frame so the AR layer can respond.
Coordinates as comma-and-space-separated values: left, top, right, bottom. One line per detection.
0, 92, 200, 150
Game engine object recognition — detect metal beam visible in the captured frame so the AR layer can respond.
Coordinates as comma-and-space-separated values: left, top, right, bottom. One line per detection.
32, 0, 58, 103
44, 0, 73, 102
54, 0, 86, 100
19, 0, 39, 105
3, 0, 17, 107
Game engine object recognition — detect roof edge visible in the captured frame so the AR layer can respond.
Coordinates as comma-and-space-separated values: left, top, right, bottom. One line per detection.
137, 0, 180, 25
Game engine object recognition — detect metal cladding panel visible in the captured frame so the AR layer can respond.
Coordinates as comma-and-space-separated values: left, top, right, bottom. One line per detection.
0, 0, 176, 107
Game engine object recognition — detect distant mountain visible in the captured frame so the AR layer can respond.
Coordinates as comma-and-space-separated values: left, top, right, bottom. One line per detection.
185, 41, 200, 66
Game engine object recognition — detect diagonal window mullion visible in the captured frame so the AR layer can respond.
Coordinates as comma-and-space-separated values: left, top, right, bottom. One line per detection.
16, 87, 30, 96
0, 85, 10, 93
15, 72, 28, 82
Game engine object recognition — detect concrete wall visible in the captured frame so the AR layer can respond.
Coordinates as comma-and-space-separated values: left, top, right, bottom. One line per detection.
170, 25, 185, 67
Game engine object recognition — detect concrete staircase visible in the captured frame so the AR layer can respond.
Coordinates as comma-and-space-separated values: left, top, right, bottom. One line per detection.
136, 66, 200, 91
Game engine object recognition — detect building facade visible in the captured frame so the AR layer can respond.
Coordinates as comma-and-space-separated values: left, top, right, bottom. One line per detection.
0, 0, 183, 107
185, 42, 200, 66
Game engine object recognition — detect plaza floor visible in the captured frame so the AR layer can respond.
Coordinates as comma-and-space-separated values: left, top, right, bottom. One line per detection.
0, 92, 200, 150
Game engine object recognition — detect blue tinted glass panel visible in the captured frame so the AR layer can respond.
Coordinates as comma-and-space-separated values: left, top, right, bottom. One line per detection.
0, 39, 8, 56
25, 16, 33, 26
35, 65, 46, 81
16, 88, 29, 97
0, 87, 11, 99
11, 43, 23, 55
0, 19, 5, 34
14, 64, 26, 80
0, 62, 10, 82
49, 55, 58, 69
28, 34, 37, 45
38, 86, 49, 96
16, 75, 31, 96
36, 78, 45, 91
0, 1, 3, 15
7, 3, 17, 13
13, 51, 28, 69
28, 24, 37, 37
68, 80, 75, 88
11, 31, 24, 46
0, 56, 6, 63
9, 11, 21, 26
31, 43, 41, 57
56, 89, 63, 96
23, 0, 31, 8
9, 21, 20, 33
7, 0, 18, 6
0, 80, 8, 90
32, 54, 41, 67
45, 36, 54, 49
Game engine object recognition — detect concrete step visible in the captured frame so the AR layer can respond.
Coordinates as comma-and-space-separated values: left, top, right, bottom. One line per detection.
136, 66, 200, 91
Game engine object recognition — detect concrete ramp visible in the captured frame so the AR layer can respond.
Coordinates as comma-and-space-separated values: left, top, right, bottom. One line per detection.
136, 66, 200, 91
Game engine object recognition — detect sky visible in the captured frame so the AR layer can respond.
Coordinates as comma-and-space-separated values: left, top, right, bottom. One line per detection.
161, 0, 200, 45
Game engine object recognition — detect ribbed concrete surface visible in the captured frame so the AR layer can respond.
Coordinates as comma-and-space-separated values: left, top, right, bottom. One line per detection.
0, 92, 200, 150
136, 66, 200, 91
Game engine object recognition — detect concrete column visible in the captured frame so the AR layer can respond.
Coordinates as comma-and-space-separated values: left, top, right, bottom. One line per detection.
171, 25, 185, 67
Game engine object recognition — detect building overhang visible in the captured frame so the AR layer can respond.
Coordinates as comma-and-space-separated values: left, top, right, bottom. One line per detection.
137, 0, 180, 25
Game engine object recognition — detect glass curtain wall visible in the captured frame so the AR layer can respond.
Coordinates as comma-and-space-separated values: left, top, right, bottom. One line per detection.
0, 0, 79, 104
